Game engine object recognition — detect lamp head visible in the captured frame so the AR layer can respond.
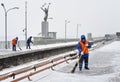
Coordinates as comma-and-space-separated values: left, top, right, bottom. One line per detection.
1, 3, 4, 7
14, 7, 19, 9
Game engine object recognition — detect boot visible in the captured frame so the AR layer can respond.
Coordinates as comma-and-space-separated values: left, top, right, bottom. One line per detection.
79, 67, 82, 71
85, 67, 89, 70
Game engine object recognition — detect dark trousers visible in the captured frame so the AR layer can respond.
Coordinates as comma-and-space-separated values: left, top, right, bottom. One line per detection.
79, 56, 89, 68
12, 45, 16, 51
27, 43, 31, 49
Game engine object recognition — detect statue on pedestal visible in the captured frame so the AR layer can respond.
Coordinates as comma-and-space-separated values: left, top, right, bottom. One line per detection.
41, 3, 51, 22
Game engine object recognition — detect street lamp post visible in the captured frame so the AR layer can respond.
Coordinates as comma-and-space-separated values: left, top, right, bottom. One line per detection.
76, 24, 81, 38
1, 3, 19, 49
65, 20, 70, 42
25, 1, 28, 49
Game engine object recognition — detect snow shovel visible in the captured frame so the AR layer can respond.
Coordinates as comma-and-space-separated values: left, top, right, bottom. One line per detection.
71, 46, 87, 73
17, 43, 22, 50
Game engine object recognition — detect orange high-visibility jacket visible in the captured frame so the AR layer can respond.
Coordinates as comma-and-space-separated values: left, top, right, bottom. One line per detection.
79, 40, 89, 54
12, 38, 17, 45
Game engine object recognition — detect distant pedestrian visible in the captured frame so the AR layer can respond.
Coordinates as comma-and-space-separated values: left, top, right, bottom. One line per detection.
26, 36, 33, 49
12, 37, 18, 51
77, 35, 91, 71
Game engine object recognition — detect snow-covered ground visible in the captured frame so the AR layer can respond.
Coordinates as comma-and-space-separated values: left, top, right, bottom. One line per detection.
1, 41, 120, 82
0, 42, 77, 56
21, 41, 120, 82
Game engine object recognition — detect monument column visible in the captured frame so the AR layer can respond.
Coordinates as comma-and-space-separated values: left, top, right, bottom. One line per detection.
41, 21, 49, 37
41, 3, 51, 38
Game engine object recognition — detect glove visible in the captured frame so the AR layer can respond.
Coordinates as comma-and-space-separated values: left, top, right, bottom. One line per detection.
85, 44, 88, 47
81, 51, 84, 55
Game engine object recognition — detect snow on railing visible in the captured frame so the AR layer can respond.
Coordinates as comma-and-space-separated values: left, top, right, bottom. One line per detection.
0, 52, 77, 82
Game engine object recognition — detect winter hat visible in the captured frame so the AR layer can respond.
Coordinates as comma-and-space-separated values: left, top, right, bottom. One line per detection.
16, 37, 18, 40
81, 35, 86, 40
30, 36, 32, 38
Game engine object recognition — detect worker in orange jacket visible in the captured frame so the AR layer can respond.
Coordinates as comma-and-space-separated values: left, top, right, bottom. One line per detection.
12, 37, 18, 51
77, 35, 91, 71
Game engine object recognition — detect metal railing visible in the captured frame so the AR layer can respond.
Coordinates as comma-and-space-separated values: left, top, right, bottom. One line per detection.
0, 52, 77, 82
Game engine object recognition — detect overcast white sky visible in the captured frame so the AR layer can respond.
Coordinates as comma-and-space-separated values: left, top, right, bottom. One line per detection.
0, 0, 120, 41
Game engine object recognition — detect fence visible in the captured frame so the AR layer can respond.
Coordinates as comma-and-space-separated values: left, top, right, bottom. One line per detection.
0, 40, 26, 49
0, 39, 79, 49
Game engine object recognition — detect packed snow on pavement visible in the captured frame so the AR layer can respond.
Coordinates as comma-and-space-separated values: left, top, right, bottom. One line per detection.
20, 41, 120, 82
1, 41, 120, 82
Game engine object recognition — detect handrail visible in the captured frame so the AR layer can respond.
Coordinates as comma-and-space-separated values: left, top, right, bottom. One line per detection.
11, 56, 76, 82
0, 53, 76, 81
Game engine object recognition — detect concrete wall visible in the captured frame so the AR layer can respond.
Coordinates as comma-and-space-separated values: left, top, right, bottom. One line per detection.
0, 44, 77, 70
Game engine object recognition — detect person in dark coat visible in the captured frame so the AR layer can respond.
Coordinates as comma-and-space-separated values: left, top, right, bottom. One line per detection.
26, 36, 33, 49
